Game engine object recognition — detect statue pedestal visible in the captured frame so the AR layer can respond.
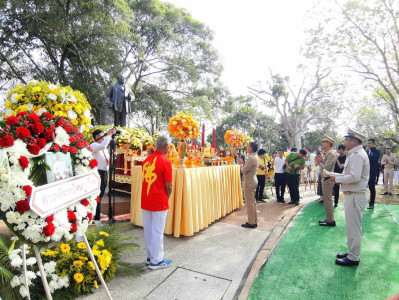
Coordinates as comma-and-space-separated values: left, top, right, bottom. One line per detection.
100, 104, 114, 125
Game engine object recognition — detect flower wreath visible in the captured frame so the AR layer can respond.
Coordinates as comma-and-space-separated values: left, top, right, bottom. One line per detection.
0, 111, 99, 245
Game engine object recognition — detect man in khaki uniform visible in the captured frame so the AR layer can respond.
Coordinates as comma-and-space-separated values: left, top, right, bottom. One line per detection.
316, 136, 338, 226
328, 129, 369, 266
237, 142, 259, 229
381, 147, 396, 195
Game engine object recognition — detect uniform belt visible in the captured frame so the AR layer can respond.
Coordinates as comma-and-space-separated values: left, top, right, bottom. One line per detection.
343, 191, 365, 195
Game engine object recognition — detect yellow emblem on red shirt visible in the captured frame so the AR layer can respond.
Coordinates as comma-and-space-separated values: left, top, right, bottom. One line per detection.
143, 157, 157, 195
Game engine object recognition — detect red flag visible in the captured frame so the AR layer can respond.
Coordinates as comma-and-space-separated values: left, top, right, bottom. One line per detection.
202, 124, 205, 147
212, 128, 216, 149
287, 147, 291, 152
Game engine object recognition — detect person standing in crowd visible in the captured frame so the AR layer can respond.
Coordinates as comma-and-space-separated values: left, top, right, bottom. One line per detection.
272, 149, 286, 203
315, 151, 324, 202
316, 136, 338, 227
90, 128, 117, 223
237, 142, 259, 229
333, 145, 346, 208
285, 149, 307, 205
328, 129, 369, 266
366, 139, 380, 209
141, 135, 173, 269
256, 149, 268, 203
381, 147, 396, 195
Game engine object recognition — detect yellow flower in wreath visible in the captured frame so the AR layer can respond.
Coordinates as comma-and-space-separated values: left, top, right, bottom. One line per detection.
60, 244, 70, 253
77, 242, 86, 249
73, 273, 84, 283
88, 261, 95, 271
99, 231, 109, 237
73, 260, 84, 268
96, 239, 105, 247
94, 280, 99, 289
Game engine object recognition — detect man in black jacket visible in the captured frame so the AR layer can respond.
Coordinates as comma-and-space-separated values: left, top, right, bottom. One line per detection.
366, 139, 380, 209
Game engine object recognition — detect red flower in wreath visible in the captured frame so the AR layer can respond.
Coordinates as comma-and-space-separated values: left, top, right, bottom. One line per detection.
45, 215, 54, 223
17, 111, 27, 117
6, 116, 19, 126
97, 196, 100, 203
15, 200, 30, 214
28, 144, 41, 155
89, 159, 98, 169
81, 199, 89, 206
37, 138, 47, 149
70, 223, 77, 233
0, 135, 14, 148
64, 125, 74, 133
18, 156, 29, 169
43, 112, 53, 120
68, 211, 77, 221
53, 144, 60, 152
69, 146, 77, 154
31, 122, 44, 134
87, 213, 93, 221
16, 127, 31, 140
43, 223, 55, 236
27, 113, 40, 123
56, 118, 65, 127
61, 145, 68, 153
22, 185, 32, 198
44, 129, 54, 141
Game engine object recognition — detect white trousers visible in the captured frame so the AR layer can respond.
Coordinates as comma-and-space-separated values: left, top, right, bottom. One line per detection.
343, 194, 367, 261
142, 209, 168, 264
384, 168, 394, 193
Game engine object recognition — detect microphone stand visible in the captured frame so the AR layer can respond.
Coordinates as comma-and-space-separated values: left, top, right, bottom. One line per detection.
108, 134, 117, 223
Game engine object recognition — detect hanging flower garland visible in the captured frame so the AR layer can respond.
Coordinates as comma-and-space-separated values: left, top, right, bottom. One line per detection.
168, 113, 200, 140
0, 111, 99, 245
4, 80, 92, 135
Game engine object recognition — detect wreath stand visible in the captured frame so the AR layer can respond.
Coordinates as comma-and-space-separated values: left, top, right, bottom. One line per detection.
20, 234, 113, 300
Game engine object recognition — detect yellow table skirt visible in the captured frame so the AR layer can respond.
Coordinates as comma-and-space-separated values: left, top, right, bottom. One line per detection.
130, 165, 243, 237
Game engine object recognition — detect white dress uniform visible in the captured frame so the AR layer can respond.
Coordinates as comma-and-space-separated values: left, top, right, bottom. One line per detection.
335, 143, 370, 261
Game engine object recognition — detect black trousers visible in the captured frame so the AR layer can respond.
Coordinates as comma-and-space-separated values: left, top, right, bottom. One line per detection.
368, 172, 376, 206
286, 173, 300, 203
333, 183, 340, 205
275, 173, 286, 200
95, 170, 108, 220
256, 175, 266, 200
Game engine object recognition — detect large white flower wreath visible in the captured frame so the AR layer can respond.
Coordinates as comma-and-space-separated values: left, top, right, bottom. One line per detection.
0, 111, 100, 245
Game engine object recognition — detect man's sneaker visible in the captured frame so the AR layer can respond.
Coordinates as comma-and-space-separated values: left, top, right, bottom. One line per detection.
149, 259, 172, 270
146, 258, 151, 265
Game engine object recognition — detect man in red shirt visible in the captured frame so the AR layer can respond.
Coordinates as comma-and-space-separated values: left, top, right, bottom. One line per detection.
142, 135, 173, 270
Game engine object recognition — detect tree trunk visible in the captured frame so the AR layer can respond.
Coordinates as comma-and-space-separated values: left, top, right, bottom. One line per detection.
295, 134, 302, 149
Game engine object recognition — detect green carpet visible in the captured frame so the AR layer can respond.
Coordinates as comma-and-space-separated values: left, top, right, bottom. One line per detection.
249, 202, 399, 300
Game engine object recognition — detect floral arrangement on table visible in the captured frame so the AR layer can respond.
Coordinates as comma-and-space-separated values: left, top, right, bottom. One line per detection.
222, 156, 234, 165
0, 111, 98, 245
4, 80, 93, 135
224, 129, 244, 147
217, 148, 227, 157
167, 113, 200, 140
4, 223, 140, 299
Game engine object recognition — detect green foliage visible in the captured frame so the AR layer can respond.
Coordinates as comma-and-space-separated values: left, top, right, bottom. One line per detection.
0, 236, 23, 300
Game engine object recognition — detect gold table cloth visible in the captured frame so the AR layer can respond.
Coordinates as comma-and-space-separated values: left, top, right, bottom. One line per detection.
130, 165, 243, 237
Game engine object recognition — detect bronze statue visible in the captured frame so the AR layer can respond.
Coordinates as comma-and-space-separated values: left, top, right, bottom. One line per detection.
105, 75, 132, 127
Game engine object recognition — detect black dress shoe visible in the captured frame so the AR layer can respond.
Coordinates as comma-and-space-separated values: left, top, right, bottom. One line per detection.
334, 204, 338, 208
319, 221, 336, 227
294, 202, 299, 206
241, 222, 257, 228
288, 201, 295, 205
367, 205, 374, 209
335, 257, 359, 266
388, 193, 393, 195
382, 192, 388, 195
257, 199, 266, 203
336, 252, 348, 259
319, 219, 326, 224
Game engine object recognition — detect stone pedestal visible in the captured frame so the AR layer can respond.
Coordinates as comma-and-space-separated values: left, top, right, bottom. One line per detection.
100, 103, 114, 125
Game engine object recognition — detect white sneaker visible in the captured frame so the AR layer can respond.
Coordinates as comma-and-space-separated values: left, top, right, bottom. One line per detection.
100, 213, 107, 218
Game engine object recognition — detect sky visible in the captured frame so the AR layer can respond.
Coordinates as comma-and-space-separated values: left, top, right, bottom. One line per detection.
167, 0, 316, 97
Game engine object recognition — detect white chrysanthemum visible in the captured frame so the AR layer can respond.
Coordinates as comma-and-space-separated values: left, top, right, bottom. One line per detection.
19, 285, 28, 297
67, 110, 77, 120
75, 204, 87, 218
82, 159, 89, 166
26, 257, 37, 266
80, 148, 92, 157
83, 109, 91, 118
8, 156, 18, 164
12, 187, 26, 200
44, 261, 56, 275
47, 93, 57, 101
26, 103, 34, 111
37, 107, 47, 116
80, 125, 86, 133
6, 211, 18, 223
59, 275, 69, 288
1, 174, 8, 182
75, 165, 88, 175
54, 127, 70, 146
49, 84, 57, 90
0, 191, 16, 212
78, 154, 84, 159
5, 108, 12, 116
12, 139, 29, 154
67, 94, 77, 103
10, 256, 23, 267
10, 275, 20, 288
22, 224, 44, 243
0, 167, 6, 174
26, 271, 37, 280
11, 93, 18, 103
